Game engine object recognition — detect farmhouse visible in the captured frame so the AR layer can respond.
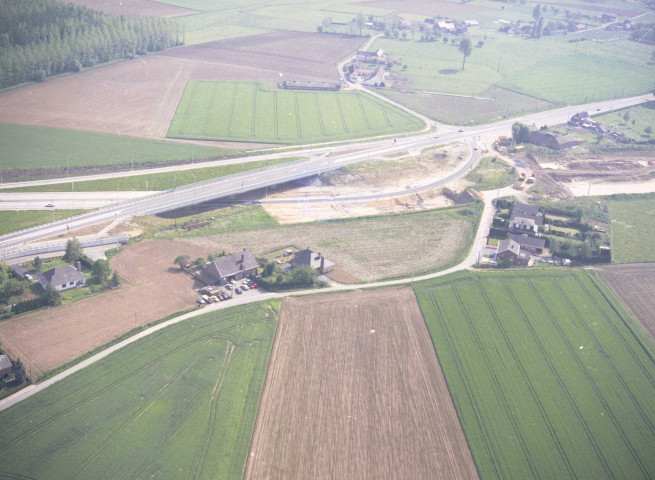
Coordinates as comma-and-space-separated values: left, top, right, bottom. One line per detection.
362, 67, 387, 87
508, 233, 546, 254
496, 238, 530, 265
510, 204, 544, 234
354, 48, 386, 64
436, 21, 456, 33
0, 354, 12, 378
37, 265, 86, 292
291, 249, 334, 274
529, 130, 582, 150
196, 250, 258, 285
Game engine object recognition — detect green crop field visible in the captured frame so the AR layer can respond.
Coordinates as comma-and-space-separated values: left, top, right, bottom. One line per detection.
414, 270, 655, 480
608, 193, 655, 263
0, 301, 278, 479
0, 123, 235, 174
0, 210, 87, 235
465, 155, 516, 190
167, 81, 425, 144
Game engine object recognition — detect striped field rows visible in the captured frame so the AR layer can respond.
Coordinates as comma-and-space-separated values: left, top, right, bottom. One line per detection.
167, 81, 424, 144
414, 270, 655, 480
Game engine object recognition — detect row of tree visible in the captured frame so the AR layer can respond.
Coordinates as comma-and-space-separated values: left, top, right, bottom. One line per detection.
0, 0, 182, 89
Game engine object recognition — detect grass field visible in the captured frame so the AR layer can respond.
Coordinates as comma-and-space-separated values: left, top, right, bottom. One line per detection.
0, 210, 87, 235
172, 203, 482, 281
368, 13, 653, 123
0, 301, 279, 479
167, 81, 426, 144
0, 123, 235, 172
593, 101, 655, 142
465, 155, 516, 190
414, 269, 655, 480
608, 194, 655, 263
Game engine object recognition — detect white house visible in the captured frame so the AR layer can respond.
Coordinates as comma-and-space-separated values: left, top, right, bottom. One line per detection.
37, 265, 87, 291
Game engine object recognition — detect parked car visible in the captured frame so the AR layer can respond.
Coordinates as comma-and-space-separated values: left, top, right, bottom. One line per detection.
458, 128, 464, 132
250, 282, 258, 289
230, 279, 236, 285
241, 284, 249, 290
225, 284, 233, 290
235, 287, 242, 294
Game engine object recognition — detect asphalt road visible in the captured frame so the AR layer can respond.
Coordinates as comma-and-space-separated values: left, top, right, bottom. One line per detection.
0, 93, 651, 256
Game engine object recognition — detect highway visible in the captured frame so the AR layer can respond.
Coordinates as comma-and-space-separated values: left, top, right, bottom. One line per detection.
0, 93, 651, 256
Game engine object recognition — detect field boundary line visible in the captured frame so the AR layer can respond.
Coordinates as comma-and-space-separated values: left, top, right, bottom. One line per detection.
251, 85, 257, 139
457, 281, 540, 478
520, 280, 616, 478
191, 341, 235, 479
335, 94, 349, 133
357, 95, 372, 130
203, 82, 218, 137
273, 91, 279, 141
70, 340, 214, 479
425, 284, 505, 478
294, 92, 302, 139
314, 93, 326, 136
226, 82, 238, 140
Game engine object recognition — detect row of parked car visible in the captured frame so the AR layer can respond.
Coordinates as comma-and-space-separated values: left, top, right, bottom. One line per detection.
197, 278, 259, 304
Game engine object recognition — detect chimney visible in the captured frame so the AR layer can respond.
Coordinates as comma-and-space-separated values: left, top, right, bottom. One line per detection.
76, 261, 81, 272
320, 256, 325, 271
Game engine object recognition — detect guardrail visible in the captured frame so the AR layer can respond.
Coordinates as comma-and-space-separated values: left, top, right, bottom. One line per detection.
0, 236, 130, 261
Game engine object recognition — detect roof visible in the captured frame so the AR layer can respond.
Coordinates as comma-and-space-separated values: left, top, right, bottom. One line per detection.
38, 265, 86, 286
511, 214, 544, 227
11, 263, 29, 278
0, 355, 11, 372
512, 203, 540, 217
292, 249, 335, 270
497, 238, 521, 256
509, 234, 546, 249
197, 250, 258, 284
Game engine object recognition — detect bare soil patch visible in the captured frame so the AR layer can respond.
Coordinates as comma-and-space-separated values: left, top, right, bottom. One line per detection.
67, 0, 197, 18
0, 32, 363, 140
244, 288, 478, 480
0, 239, 207, 377
262, 145, 471, 223
595, 264, 655, 343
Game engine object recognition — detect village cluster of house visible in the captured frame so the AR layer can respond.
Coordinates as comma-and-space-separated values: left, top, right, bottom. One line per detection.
495, 203, 547, 266
195, 247, 334, 286
568, 111, 629, 143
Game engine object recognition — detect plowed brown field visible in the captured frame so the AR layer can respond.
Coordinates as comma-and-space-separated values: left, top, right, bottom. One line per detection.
0, 32, 364, 140
0, 239, 207, 377
244, 288, 479, 480
596, 264, 655, 343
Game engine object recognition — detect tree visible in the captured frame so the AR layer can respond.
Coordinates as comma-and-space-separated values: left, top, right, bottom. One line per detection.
44, 284, 61, 306
63, 237, 83, 263
33, 256, 42, 272
355, 13, 364, 36
173, 254, 190, 269
110, 271, 120, 286
291, 265, 318, 287
458, 37, 472, 70
193, 257, 206, 268
512, 122, 531, 144
532, 4, 542, 21
92, 259, 111, 284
